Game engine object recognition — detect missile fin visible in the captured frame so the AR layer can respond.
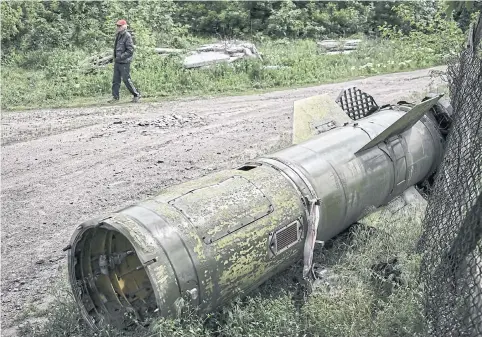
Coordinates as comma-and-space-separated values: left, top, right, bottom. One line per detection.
355, 95, 443, 154
293, 94, 352, 144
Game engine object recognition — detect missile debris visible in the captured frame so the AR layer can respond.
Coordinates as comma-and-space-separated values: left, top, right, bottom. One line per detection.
67, 87, 453, 330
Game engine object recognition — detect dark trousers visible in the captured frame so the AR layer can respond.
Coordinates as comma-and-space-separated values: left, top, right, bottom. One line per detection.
112, 62, 140, 99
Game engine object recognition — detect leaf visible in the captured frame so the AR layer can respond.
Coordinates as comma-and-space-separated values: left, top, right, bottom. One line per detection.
445, 0, 475, 16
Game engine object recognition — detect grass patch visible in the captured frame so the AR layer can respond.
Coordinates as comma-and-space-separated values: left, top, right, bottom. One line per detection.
18, 199, 428, 337
1, 37, 450, 111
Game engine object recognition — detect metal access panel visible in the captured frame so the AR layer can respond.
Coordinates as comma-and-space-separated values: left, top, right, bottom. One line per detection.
168, 176, 274, 244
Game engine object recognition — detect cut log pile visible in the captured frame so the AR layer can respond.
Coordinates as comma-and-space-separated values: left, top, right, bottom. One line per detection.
82, 40, 263, 72
183, 41, 262, 69
81, 39, 360, 73
80, 51, 113, 74
153, 48, 184, 55
317, 39, 362, 55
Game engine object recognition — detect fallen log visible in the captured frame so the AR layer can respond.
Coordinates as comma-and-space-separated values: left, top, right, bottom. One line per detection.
153, 48, 184, 55
184, 40, 262, 68
317, 39, 362, 53
183, 52, 231, 69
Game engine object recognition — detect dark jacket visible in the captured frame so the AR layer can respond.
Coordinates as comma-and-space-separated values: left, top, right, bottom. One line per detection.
113, 29, 134, 64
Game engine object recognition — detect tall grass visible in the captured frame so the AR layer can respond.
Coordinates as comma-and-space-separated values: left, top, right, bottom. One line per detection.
18, 201, 428, 337
1, 37, 451, 110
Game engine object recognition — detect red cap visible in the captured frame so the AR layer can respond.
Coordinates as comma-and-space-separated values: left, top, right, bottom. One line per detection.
116, 19, 127, 26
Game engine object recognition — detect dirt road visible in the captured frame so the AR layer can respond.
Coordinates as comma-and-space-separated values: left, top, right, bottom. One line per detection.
0, 66, 445, 334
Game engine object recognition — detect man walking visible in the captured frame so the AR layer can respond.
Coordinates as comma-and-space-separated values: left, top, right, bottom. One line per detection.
109, 19, 141, 103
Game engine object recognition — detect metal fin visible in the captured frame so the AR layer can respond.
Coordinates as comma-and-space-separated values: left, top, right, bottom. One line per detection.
292, 94, 352, 144
355, 94, 443, 154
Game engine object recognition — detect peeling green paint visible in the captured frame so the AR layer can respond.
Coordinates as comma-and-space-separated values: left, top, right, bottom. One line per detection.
111, 215, 158, 254
107, 166, 306, 316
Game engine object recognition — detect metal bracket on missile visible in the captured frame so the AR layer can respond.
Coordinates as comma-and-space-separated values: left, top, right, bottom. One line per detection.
312, 120, 336, 133
335, 86, 379, 120
355, 94, 443, 154
302, 198, 322, 282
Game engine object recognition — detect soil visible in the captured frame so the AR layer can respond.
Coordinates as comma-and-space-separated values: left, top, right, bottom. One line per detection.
0, 66, 445, 335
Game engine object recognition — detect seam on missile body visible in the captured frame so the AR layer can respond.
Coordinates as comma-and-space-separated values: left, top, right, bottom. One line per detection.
121, 205, 201, 304
110, 211, 183, 318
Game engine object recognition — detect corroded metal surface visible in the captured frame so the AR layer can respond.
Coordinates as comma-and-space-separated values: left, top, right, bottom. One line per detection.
67, 93, 450, 330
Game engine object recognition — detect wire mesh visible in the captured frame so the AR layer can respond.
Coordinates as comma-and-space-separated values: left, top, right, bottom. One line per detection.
418, 13, 482, 337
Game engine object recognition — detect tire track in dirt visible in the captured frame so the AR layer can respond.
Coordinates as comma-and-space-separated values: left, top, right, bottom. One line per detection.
0, 66, 445, 334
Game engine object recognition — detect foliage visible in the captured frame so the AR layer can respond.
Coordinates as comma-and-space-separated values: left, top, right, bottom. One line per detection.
2, 0, 480, 54
1, 36, 454, 110
0, 0, 185, 56
0, 1, 474, 110
378, 2, 466, 65
301, 202, 428, 337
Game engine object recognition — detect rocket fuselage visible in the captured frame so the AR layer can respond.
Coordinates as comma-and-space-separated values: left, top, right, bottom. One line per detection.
68, 103, 444, 329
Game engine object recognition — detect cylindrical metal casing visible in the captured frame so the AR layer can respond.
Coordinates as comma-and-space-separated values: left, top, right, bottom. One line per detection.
258, 108, 443, 240
68, 106, 443, 329
69, 166, 308, 329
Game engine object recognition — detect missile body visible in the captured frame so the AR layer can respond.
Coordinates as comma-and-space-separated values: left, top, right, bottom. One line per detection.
68, 94, 447, 329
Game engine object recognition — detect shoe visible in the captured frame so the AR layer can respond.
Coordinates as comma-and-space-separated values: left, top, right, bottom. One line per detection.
108, 97, 119, 103
131, 95, 141, 103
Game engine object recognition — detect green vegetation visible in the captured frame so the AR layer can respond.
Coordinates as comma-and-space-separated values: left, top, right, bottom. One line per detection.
0, 37, 456, 110
18, 202, 427, 337
1, 0, 479, 110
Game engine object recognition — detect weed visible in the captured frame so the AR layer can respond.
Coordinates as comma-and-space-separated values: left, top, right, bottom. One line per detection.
1, 35, 457, 111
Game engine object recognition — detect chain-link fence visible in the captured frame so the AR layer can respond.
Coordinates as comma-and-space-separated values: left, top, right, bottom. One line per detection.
418, 13, 482, 337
